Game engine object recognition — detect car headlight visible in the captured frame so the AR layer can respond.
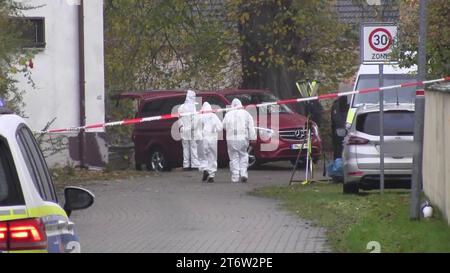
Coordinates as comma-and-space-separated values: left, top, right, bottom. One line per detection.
258, 127, 274, 140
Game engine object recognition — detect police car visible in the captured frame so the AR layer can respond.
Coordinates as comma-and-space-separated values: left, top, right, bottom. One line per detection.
0, 100, 94, 253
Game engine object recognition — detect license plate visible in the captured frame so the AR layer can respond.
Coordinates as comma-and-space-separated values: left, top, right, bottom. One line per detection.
291, 144, 304, 150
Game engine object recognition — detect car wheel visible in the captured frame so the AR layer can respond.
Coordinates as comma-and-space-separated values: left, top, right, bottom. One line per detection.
343, 182, 359, 194
147, 148, 171, 172
248, 146, 259, 169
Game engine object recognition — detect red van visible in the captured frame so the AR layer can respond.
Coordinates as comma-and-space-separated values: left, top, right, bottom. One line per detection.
116, 89, 322, 171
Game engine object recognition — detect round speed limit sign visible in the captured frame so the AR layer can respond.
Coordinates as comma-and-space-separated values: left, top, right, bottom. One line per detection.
361, 24, 397, 63
369, 28, 393, 52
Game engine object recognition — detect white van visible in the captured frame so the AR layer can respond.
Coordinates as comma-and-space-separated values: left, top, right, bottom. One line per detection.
346, 63, 418, 126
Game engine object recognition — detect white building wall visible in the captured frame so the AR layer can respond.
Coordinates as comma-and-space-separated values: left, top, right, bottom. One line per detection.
83, 0, 105, 131
14, 0, 80, 132
13, 0, 106, 167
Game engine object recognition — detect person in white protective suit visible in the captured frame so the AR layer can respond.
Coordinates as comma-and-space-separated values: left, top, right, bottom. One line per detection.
198, 102, 223, 183
178, 90, 201, 170
222, 98, 257, 183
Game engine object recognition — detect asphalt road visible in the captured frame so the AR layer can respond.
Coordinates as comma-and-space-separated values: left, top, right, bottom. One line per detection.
71, 162, 330, 253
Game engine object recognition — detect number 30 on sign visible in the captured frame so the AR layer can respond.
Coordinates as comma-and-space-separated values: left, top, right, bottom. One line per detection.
361, 23, 397, 64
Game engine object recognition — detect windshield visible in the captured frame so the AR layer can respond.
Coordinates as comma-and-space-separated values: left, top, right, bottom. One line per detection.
353, 74, 417, 107
0, 137, 25, 206
225, 93, 293, 114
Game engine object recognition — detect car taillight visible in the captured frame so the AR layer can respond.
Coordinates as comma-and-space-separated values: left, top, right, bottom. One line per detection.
0, 219, 47, 251
347, 135, 369, 145
0, 222, 7, 250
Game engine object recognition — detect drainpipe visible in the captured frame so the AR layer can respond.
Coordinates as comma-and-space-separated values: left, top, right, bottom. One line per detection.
78, 0, 86, 168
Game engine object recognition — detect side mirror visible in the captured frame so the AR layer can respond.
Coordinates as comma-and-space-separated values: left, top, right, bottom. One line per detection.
64, 186, 95, 217
336, 128, 348, 138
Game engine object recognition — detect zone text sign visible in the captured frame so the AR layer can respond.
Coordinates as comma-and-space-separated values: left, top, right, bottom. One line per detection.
361, 23, 397, 64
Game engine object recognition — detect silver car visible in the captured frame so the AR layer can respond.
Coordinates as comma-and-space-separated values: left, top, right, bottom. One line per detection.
341, 104, 415, 194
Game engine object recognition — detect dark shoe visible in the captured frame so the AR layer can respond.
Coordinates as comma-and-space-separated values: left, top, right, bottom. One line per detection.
207, 177, 214, 183
202, 171, 208, 182
241, 177, 248, 183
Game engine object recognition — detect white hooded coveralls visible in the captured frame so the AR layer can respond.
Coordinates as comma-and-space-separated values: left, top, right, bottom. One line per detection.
222, 98, 257, 182
198, 102, 223, 178
178, 90, 201, 168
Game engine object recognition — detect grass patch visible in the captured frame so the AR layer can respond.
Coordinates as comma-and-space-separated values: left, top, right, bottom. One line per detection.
252, 182, 450, 253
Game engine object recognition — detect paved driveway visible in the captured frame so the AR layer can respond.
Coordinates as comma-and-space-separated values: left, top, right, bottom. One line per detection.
71, 163, 330, 253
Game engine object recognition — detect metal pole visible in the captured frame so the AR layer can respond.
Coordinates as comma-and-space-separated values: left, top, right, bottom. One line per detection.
78, 0, 86, 168
379, 64, 384, 194
304, 116, 310, 183
410, 0, 427, 220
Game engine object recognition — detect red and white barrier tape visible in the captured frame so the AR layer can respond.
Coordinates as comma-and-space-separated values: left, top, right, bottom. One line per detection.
38, 76, 450, 134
